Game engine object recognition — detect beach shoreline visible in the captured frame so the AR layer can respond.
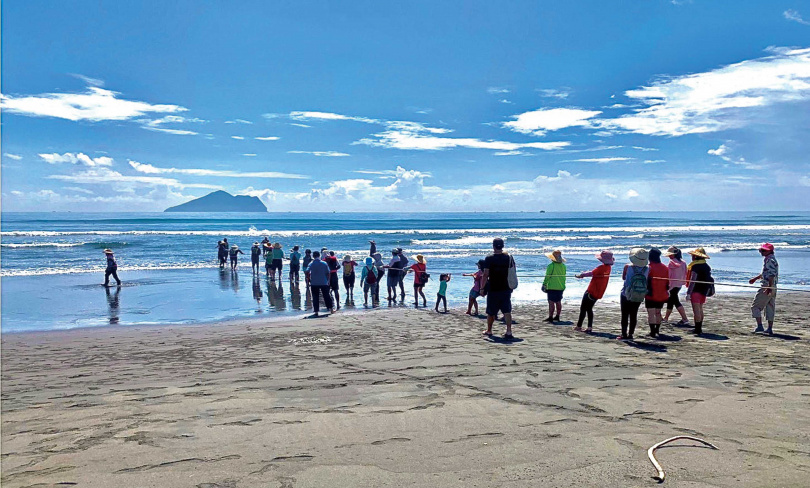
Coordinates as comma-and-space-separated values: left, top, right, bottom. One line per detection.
2, 292, 810, 487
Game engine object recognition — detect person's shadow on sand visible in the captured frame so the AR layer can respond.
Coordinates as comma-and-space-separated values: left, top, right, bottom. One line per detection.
753, 332, 800, 341
624, 340, 667, 352
483, 335, 524, 344
695, 332, 728, 341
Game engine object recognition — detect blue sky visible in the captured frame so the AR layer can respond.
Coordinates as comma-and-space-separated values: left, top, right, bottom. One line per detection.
2, 1, 810, 211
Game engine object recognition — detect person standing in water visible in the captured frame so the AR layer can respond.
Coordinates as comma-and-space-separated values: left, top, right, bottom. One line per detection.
250, 242, 262, 274
270, 243, 285, 282
686, 247, 713, 335
434, 274, 451, 313
302, 249, 313, 287
543, 250, 566, 323
325, 251, 341, 309
229, 245, 244, 270
360, 256, 379, 306
342, 254, 358, 303
289, 245, 302, 282
386, 249, 403, 301
750, 243, 778, 335
407, 254, 428, 308
217, 239, 229, 268
620, 248, 649, 341
574, 250, 613, 333
463, 260, 485, 316
645, 248, 669, 338
663, 246, 690, 326
397, 248, 409, 300
261, 236, 271, 256
103, 249, 122, 287
372, 252, 385, 303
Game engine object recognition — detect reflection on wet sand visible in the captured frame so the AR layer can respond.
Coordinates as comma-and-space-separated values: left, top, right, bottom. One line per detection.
105, 286, 121, 324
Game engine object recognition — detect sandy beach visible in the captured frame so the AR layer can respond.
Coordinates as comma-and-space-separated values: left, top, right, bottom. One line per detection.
2, 293, 809, 487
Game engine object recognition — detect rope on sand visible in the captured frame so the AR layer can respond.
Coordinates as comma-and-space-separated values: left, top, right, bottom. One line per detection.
647, 436, 718, 482
513, 273, 810, 293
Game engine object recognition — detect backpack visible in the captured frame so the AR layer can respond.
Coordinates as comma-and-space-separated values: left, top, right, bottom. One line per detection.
365, 266, 377, 284
626, 267, 648, 302
290, 252, 300, 265
415, 264, 429, 284
705, 276, 716, 297
507, 254, 519, 290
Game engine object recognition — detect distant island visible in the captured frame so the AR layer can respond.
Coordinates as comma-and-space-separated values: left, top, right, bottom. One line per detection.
164, 190, 268, 213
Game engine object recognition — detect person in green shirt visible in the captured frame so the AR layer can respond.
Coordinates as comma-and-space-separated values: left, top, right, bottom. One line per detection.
434, 273, 451, 313
543, 250, 566, 323
270, 242, 285, 282
288, 245, 302, 282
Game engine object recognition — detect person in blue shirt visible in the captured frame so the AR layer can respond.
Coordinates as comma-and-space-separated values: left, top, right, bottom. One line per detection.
308, 251, 334, 316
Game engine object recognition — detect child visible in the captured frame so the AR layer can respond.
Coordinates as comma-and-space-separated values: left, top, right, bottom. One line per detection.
574, 250, 613, 333
342, 254, 358, 302
435, 274, 451, 313
645, 248, 669, 338
543, 250, 566, 323
250, 242, 262, 274
360, 256, 379, 306
229, 245, 244, 270
289, 245, 302, 282
302, 249, 313, 286
462, 260, 485, 315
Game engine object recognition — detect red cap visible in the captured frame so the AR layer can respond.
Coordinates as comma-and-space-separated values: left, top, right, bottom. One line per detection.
759, 243, 774, 252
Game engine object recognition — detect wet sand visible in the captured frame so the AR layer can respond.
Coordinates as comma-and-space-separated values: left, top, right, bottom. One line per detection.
2, 293, 809, 487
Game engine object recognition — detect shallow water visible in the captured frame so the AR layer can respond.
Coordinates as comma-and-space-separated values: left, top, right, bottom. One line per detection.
2, 211, 809, 332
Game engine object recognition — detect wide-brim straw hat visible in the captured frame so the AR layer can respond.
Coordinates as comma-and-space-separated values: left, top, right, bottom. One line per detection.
664, 246, 680, 257
629, 248, 649, 267
416, 254, 426, 264
253, 242, 260, 246
232, 245, 239, 249
545, 250, 565, 263
103, 249, 114, 254
688, 247, 710, 259
596, 250, 614, 265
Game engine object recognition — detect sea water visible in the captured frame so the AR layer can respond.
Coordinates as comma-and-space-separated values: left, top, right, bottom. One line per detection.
2, 211, 809, 332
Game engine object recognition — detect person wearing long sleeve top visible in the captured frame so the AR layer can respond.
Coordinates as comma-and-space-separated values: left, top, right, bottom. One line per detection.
750, 243, 779, 335
308, 252, 333, 316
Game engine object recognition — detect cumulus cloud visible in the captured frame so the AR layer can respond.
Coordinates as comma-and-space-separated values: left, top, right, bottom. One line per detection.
600, 47, 810, 136
128, 161, 309, 179
39, 152, 113, 167
503, 108, 602, 135
1, 86, 187, 122
287, 150, 350, 157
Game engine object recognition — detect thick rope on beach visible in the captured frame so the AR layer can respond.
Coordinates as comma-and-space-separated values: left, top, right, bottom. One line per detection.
647, 435, 719, 483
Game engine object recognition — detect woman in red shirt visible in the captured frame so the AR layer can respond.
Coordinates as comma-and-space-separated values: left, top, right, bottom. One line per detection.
574, 250, 613, 333
645, 248, 670, 338
406, 254, 428, 308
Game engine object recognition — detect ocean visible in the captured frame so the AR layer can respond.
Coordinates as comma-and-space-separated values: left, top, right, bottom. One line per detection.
2, 211, 809, 332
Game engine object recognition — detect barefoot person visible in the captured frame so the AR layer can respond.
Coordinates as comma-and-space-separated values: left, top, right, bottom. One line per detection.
434, 274, 451, 313
103, 249, 122, 287
686, 247, 713, 335
574, 250, 613, 333
342, 254, 358, 303
620, 248, 649, 341
463, 260, 485, 315
229, 244, 244, 271
542, 250, 566, 323
663, 246, 690, 326
749, 243, 779, 335
386, 249, 403, 301
407, 254, 428, 308
360, 256, 379, 306
308, 251, 334, 317
250, 242, 262, 274
645, 248, 669, 338
482, 238, 514, 340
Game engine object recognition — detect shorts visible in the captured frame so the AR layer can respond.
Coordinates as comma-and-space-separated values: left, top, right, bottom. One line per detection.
251, 257, 260, 265
413, 283, 425, 289
265, 262, 272, 270
271, 259, 283, 271
289, 263, 300, 274
486, 290, 512, 316
645, 299, 665, 309
469, 288, 480, 300
666, 287, 682, 309
343, 274, 356, 288
387, 273, 399, 288
690, 292, 706, 304
329, 273, 340, 291
546, 289, 564, 302
363, 281, 379, 294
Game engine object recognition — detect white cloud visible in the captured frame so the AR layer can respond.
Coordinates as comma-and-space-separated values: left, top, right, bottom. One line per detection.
231, 136, 245, 140
64, 186, 95, 195
39, 152, 113, 167
561, 157, 635, 163
128, 160, 308, 179
289, 111, 380, 124
4, 153, 22, 160
601, 47, 810, 136
784, 9, 810, 26
499, 99, 513, 104
225, 119, 253, 124
503, 108, 602, 135
494, 150, 529, 156
1, 86, 186, 122
643, 159, 665, 164
707, 144, 729, 157
70, 74, 104, 87
625, 189, 640, 198
707, 144, 758, 169
243, 153, 257, 157
290, 123, 311, 128
487, 87, 510, 94
287, 150, 350, 157
536, 88, 571, 99
47, 166, 219, 190
255, 136, 280, 141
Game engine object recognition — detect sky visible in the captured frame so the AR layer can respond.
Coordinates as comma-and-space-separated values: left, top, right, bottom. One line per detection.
2, 0, 810, 212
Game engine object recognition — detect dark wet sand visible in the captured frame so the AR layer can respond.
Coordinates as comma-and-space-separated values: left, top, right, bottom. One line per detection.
2, 293, 809, 487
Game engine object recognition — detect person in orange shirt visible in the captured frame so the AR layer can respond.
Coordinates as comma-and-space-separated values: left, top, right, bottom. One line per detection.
645, 248, 670, 338
574, 250, 614, 333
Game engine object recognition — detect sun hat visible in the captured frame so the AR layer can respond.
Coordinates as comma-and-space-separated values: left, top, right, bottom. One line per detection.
253, 241, 259, 246
688, 247, 710, 259
759, 243, 774, 253
629, 248, 649, 267
103, 248, 114, 254
232, 245, 238, 249
416, 254, 426, 264
545, 249, 565, 263
365, 256, 373, 266
372, 253, 383, 266
595, 250, 614, 265
664, 246, 681, 257
391, 248, 399, 254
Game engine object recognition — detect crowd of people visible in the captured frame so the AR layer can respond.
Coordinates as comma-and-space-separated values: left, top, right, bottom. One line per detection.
101, 238, 782, 338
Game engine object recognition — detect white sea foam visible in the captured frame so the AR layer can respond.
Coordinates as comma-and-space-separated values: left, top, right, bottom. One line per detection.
1, 242, 86, 248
